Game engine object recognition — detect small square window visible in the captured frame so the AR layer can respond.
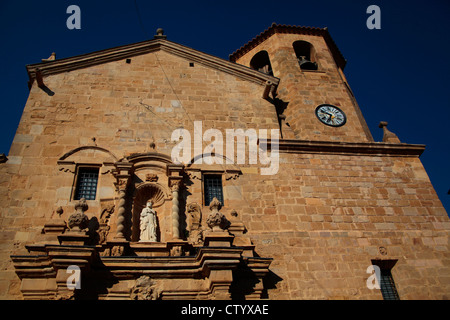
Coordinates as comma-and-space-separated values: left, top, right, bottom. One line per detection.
74, 167, 99, 201
204, 174, 224, 206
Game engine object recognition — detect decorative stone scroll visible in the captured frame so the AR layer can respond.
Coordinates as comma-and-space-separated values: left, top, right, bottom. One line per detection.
98, 203, 114, 244
186, 202, 203, 245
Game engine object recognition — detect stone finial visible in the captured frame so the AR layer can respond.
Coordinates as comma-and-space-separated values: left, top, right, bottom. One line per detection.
68, 198, 89, 232
209, 197, 221, 212
378, 121, 401, 144
206, 198, 229, 231
42, 52, 56, 62
154, 28, 167, 39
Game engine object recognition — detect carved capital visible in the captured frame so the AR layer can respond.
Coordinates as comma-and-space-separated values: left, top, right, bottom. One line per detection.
169, 179, 183, 192
113, 161, 133, 191
114, 178, 128, 192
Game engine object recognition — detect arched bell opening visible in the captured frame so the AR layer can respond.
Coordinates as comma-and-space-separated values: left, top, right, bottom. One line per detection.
293, 40, 318, 71
250, 50, 274, 76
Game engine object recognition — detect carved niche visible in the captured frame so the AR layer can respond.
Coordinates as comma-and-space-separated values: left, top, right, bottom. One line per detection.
131, 182, 170, 242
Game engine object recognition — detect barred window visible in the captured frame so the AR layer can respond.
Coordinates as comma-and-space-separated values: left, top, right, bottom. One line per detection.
74, 167, 99, 200
204, 174, 224, 206
380, 269, 400, 300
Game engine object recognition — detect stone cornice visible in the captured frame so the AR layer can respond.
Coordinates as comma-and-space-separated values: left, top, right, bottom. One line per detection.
260, 139, 426, 157
26, 39, 280, 88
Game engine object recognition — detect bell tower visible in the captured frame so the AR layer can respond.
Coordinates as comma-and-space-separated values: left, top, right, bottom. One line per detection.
230, 23, 373, 142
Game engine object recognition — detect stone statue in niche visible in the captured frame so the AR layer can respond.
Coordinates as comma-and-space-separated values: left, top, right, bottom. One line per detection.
139, 201, 157, 242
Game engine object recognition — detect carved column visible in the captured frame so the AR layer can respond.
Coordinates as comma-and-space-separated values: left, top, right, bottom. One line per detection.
115, 181, 127, 239
113, 161, 133, 240
170, 180, 182, 240
167, 164, 184, 241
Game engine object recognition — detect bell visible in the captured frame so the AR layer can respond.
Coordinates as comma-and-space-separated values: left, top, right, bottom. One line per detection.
298, 56, 318, 70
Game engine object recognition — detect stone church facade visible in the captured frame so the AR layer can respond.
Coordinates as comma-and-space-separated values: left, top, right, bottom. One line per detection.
0, 24, 449, 299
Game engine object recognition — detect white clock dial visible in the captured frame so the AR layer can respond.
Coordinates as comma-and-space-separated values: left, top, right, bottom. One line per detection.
315, 104, 347, 127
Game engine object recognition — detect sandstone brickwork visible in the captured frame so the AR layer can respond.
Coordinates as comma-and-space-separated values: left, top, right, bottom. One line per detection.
0, 25, 448, 300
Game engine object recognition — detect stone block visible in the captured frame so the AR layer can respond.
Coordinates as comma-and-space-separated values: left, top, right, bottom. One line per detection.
0, 29, 448, 301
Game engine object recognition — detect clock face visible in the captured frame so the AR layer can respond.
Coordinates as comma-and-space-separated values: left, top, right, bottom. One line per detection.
315, 104, 347, 127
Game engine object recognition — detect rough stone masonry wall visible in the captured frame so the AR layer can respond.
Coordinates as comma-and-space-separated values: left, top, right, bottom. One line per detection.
232, 153, 450, 299
0, 50, 278, 299
0, 45, 449, 299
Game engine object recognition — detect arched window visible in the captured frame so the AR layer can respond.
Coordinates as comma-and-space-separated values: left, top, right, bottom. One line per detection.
250, 51, 274, 76
293, 40, 318, 71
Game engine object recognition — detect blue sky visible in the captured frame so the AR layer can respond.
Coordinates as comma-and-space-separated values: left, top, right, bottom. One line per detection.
0, 0, 449, 213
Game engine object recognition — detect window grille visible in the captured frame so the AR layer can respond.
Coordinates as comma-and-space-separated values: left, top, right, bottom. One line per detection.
74, 167, 99, 200
380, 269, 400, 300
204, 175, 224, 206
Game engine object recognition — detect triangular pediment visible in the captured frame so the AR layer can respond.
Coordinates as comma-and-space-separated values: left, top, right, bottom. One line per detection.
26, 38, 279, 88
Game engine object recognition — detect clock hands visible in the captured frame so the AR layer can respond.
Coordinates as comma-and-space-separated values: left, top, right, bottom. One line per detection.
320, 110, 335, 123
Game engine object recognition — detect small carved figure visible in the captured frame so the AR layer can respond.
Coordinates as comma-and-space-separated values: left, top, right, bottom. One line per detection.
139, 201, 157, 242
145, 173, 158, 182
131, 275, 162, 300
